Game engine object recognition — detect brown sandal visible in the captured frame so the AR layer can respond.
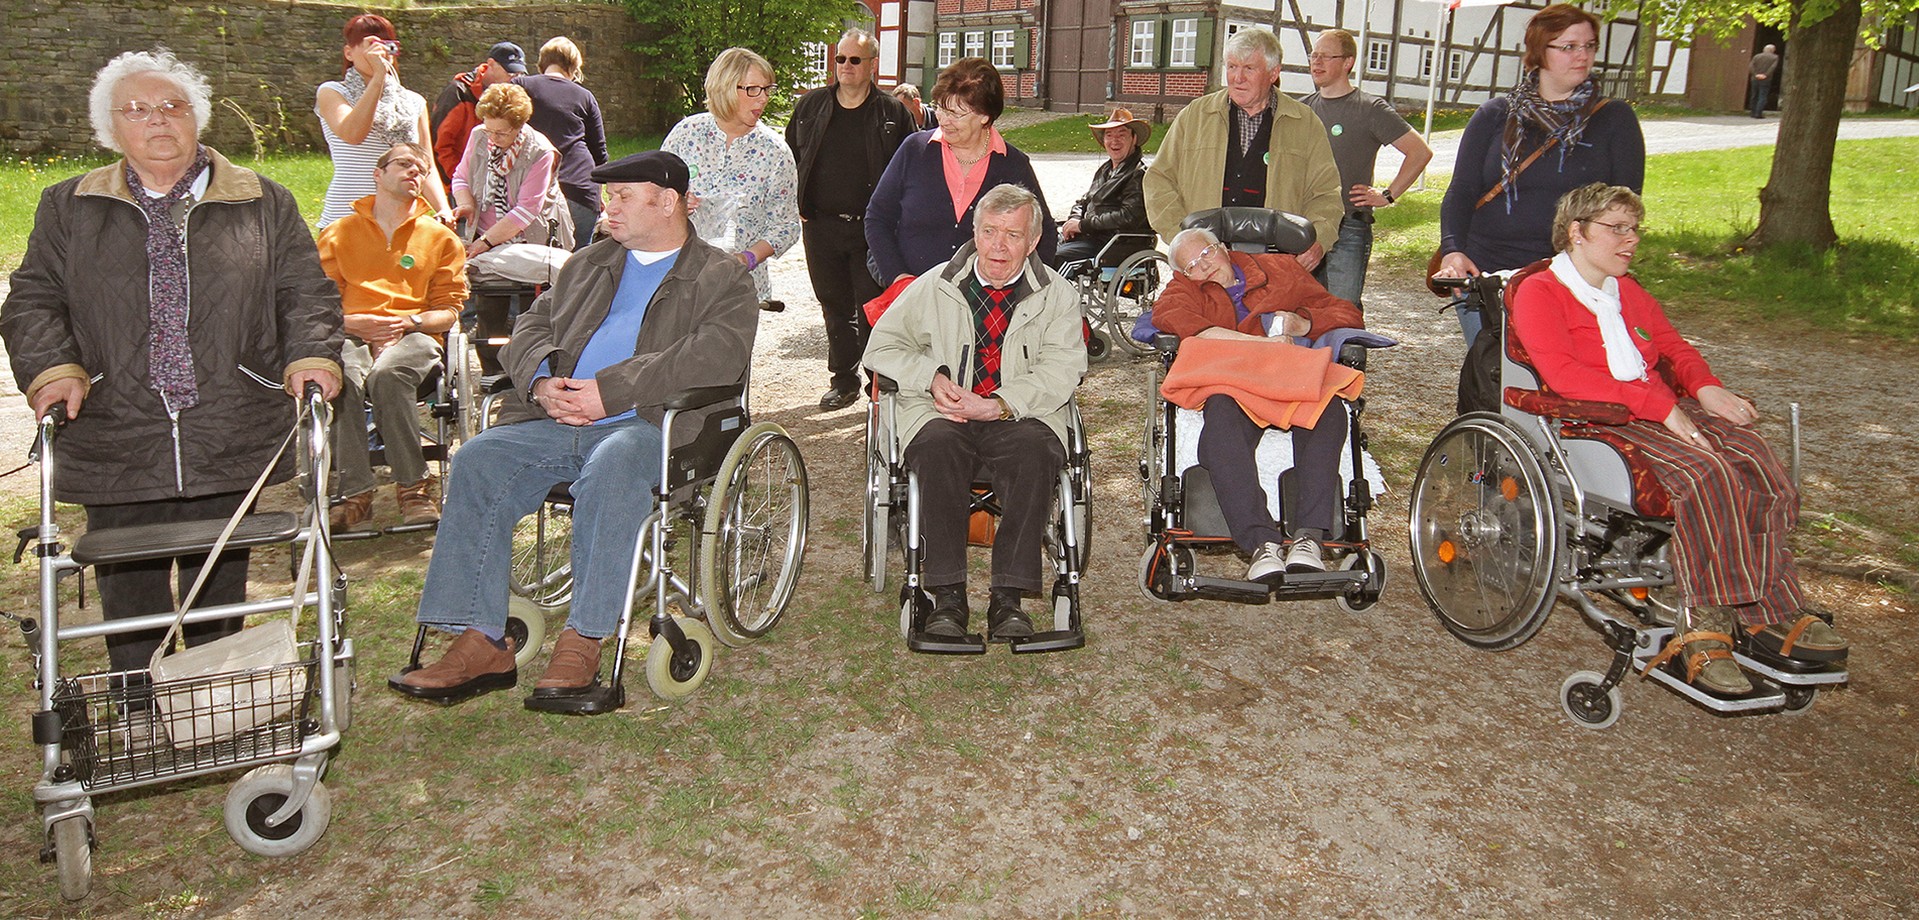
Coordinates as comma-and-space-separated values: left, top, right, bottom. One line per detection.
1645, 629, 1752, 697
1743, 614, 1849, 663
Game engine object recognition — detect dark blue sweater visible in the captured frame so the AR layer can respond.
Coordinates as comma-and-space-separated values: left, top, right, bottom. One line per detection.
1439, 97, 1643, 273
865, 130, 1057, 281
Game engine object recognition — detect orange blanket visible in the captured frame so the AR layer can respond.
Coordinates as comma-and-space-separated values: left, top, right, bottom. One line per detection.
1159, 337, 1364, 429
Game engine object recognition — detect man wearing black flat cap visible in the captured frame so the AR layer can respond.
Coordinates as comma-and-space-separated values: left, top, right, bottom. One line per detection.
392, 150, 760, 712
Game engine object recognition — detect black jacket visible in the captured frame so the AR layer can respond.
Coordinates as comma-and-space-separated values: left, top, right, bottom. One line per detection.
784, 84, 916, 220
1068, 151, 1150, 236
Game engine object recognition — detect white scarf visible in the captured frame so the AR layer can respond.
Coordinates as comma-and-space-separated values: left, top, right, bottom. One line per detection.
1549, 252, 1646, 382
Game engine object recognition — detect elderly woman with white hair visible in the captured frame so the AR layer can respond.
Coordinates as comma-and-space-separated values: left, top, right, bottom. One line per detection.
1, 49, 343, 678
661, 46, 801, 304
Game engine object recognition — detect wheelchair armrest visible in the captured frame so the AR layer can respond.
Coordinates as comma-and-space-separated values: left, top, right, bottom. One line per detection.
1337, 342, 1368, 371
1503, 387, 1633, 426
1180, 207, 1314, 255
873, 374, 899, 394
664, 383, 746, 411
1151, 333, 1180, 359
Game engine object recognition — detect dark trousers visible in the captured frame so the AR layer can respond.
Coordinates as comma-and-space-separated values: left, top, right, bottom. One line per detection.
904, 418, 1066, 593
1749, 78, 1773, 118
1197, 394, 1348, 552
85, 492, 249, 674
802, 216, 880, 392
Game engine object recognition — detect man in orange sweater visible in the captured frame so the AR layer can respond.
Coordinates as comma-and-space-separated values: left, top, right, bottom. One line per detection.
317, 142, 468, 531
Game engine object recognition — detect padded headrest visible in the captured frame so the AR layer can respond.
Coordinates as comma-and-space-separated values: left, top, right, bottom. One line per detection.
1180, 207, 1314, 255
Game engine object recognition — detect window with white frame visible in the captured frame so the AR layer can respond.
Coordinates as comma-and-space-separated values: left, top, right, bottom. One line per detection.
963, 30, 985, 60
1169, 18, 1199, 67
1421, 47, 1433, 78
938, 32, 957, 68
1130, 19, 1157, 68
1367, 39, 1390, 74
1448, 50, 1464, 81
1224, 20, 1257, 38
992, 29, 1016, 68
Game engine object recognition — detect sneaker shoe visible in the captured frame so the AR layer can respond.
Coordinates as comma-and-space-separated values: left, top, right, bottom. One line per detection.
396, 477, 440, 526
329, 490, 376, 533
1284, 536, 1327, 573
819, 387, 860, 412
531, 628, 602, 695
1246, 542, 1287, 583
922, 585, 969, 637
389, 628, 516, 701
986, 588, 1033, 642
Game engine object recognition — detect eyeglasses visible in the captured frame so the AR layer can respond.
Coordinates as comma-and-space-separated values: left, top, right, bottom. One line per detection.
1546, 41, 1600, 55
118, 99, 191, 123
1582, 219, 1645, 238
935, 104, 976, 121
736, 83, 776, 98
1306, 53, 1352, 63
834, 54, 865, 65
1179, 243, 1223, 274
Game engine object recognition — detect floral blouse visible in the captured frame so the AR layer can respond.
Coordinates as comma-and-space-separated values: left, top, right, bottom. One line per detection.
661, 113, 800, 300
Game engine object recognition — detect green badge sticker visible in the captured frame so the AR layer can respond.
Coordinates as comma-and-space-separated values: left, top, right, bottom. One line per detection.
399, 254, 416, 269
1634, 325, 1650, 340
1263, 152, 1271, 165
1330, 123, 1344, 137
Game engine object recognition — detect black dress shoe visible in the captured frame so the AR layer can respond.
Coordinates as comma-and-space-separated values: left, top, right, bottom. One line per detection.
819, 387, 860, 411
923, 585, 969, 637
987, 589, 1033, 642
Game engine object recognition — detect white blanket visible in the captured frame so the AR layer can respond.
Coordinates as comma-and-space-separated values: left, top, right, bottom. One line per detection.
1172, 407, 1389, 522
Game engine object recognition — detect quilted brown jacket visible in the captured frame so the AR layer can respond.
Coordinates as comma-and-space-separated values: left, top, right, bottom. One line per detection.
2, 147, 343, 504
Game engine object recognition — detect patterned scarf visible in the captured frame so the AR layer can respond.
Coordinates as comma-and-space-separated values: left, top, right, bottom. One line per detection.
1498, 70, 1601, 213
337, 69, 417, 148
126, 147, 212, 411
484, 130, 523, 221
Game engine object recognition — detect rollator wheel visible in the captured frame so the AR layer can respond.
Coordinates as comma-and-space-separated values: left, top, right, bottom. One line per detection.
505, 595, 548, 669
862, 413, 892, 593
1336, 550, 1388, 614
224, 766, 332, 857
509, 501, 574, 609
1105, 249, 1168, 357
1780, 685, 1818, 716
1559, 670, 1622, 730
1409, 414, 1561, 651
51, 814, 91, 901
698, 424, 808, 647
645, 617, 716, 700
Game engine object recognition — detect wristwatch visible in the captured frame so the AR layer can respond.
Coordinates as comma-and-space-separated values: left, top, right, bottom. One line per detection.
1381, 189, 1397, 205
994, 396, 1013, 421
408, 314, 424, 330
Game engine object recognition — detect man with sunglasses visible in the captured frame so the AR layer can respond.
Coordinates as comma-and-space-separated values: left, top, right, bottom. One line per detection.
786, 29, 916, 412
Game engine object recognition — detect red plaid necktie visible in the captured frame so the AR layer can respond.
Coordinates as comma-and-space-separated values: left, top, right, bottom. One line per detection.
974, 285, 1011, 397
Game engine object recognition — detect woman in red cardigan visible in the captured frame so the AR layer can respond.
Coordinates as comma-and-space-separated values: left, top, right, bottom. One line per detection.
1509, 183, 1847, 697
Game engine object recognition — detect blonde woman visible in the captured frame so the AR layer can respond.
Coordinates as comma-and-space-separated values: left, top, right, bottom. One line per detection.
450, 83, 571, 254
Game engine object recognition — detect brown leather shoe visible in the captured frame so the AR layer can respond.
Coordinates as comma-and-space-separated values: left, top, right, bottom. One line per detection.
388, 628, 516, 701
396, 477, 440, 526
533, 628, 602, 695
329, 490, 376, 533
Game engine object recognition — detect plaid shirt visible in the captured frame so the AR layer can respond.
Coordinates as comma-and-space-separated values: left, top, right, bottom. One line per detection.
1232, 88, 1278, 158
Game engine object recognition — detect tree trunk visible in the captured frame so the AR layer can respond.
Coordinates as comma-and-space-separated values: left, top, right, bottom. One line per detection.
1749, 0, 1862, 250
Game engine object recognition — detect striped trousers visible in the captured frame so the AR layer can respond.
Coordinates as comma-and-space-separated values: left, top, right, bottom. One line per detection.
1618, 399, 1804, 626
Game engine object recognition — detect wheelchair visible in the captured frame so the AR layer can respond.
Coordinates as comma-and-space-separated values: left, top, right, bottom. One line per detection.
1055, 231, 1170, 362
1409, 269, 1847, 729
1135, 208, 1389, 611
397, 383, 809, 709
861, 377, 1091, 655
330, 322, 482, 537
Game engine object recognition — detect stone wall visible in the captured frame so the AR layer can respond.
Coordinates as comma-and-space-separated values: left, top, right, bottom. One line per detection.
0, 0, 676, 155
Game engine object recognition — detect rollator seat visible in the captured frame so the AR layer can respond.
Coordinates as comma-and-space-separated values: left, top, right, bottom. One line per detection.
71, 512, 301, 567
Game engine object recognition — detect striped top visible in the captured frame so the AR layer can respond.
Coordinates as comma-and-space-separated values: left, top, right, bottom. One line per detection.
315, 78, 427, 227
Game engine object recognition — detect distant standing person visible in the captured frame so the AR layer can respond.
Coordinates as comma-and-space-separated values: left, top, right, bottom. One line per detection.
515, 36, 609, 250
786, 29, 916, 411
1301, 29, 1433, 309
1748, 44, 1780, 118
315, 13, 451, 226
892, 83, 933, 131
430, 42, 524, 194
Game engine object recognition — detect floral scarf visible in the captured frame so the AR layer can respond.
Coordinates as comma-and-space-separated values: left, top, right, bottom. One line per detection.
1498, 70, 1602, 213
337, 69, 417, 149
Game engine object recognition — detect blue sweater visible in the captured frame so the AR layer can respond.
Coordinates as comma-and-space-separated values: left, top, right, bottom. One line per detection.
1439, 96, 1643, 273
865, 130, 1057, 281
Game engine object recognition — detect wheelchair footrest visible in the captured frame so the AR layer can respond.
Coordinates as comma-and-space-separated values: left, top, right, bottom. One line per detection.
1269, 569, 1367, 602
1731, 650, 1848, 686
71, 512, 301, 567
1010, 629, 1084, 654
907, 630, 987, 655
384, 521, 439, 536
523, 681, 624, 715
1188, 575, 1273, 604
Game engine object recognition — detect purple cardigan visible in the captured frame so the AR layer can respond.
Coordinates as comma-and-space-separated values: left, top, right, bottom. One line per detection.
865, 130, 1057, 281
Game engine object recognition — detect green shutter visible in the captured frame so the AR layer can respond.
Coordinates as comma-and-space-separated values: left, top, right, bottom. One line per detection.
1195, 18, 1216, 68
1156, 15, 1171, 70
1015, 28, 1030, 70
927, 32, 942, 70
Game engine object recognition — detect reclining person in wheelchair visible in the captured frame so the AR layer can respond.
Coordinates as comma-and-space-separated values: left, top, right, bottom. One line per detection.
391, 150, 759, 705
1051, 106, 1153, 272
317, 142, 468, 532
863, 183, 1087, 642
1155, 225, 1363, 580
1508, 183, 1847, 697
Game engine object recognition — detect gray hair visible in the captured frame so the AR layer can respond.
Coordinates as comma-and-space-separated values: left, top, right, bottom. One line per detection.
1224, 27, 1283, 70
976, 183, 1043, 240
1169, 227, 1220, 270
841, 28, 879, 59
90, 49, 213, 153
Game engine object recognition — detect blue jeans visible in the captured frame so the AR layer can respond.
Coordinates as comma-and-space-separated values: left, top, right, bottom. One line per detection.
416, 416, 663, 638
568, 197, 600, 251
1454, 293, 1485, 344
1320, 213, 1374, 307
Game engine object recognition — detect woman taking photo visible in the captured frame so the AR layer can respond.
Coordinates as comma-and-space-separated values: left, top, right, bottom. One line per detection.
866, 57, 1056, 283
514, 36, 608, 250
1433, 3, 1644, 344
661, 47, 800, 303
450, 83, 572, 255
1509, 184, 1848, 698
315, 13, 450, 227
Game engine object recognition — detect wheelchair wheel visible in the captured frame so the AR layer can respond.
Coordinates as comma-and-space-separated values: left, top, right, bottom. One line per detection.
504, 595, 548, 669
1560, 670, 1622, 729
1780, 685, 1818, 716
1136, 541, 1191, 603
862, 410, 893, 593
1104, 250, 1167, 357
510, 501, 574, 609
644, 617, 715, 700
1409, 414, 1560, 651
448, 338, 485, 444
698, 423, 808, 646
1336, 550, 1388, 614
1043, 470, 1093, 576
51, 814, 90, 901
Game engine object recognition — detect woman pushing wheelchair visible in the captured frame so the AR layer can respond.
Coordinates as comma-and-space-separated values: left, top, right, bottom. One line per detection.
1508, 183, 1848, 697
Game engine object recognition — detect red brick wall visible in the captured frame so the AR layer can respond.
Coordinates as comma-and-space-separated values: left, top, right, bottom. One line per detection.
1121, 71, 1162, 96
1165, 72, 1208, 97
961, 0, 987, 12
936, 0, 959, 13
987, 0, 1025, 10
